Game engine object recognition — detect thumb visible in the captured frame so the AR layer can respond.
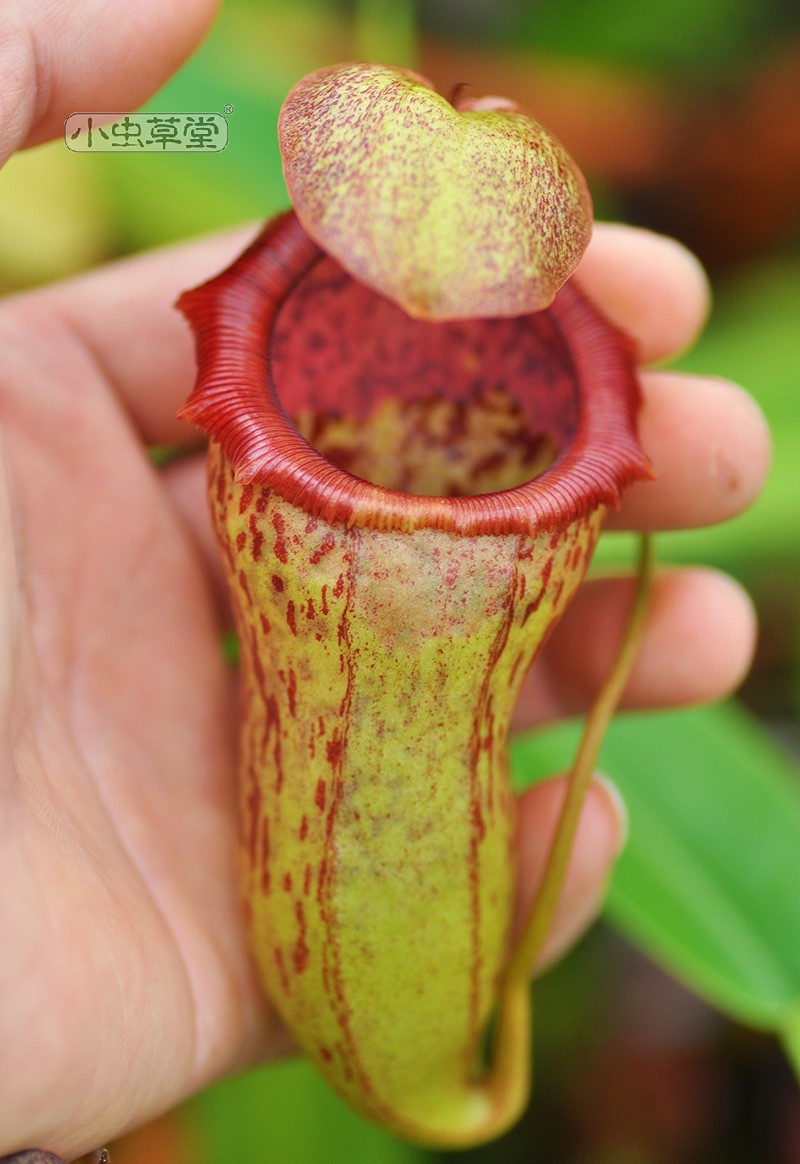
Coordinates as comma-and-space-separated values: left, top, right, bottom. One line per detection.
0, 0, 218, 166
514, 772, 628, 973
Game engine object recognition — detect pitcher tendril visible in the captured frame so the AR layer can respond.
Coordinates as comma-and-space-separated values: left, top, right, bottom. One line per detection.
476, 535, 654, 1140
511, 532, 654, 980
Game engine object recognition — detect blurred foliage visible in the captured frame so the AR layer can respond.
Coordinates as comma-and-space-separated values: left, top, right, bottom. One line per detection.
420, 0, 798, 72
0, 142, 113, 290
183, 1059, 428, 1164
2, 0, 798, 1160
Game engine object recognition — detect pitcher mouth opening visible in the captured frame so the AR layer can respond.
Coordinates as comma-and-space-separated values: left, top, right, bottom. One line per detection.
179, 211, 652, 536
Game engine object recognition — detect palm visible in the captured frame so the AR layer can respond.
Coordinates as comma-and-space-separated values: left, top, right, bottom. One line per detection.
0, 289, 278, 1154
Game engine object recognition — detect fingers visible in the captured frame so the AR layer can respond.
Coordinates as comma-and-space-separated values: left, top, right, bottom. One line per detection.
512, 567, 757, 730
168, 453, 759, 725
514, 774, 626, 972
578, 232, 769, 530
25, 223, 769, 546
26, 222, 711, 450
0, 0, 218, 164
174, 415, 759, 729
607, 372, 771, 531
577, 224, 710, 365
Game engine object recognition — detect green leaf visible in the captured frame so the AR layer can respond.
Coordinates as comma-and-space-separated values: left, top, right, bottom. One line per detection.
184, 1057, 432, 1163
511, 701, 800, 1075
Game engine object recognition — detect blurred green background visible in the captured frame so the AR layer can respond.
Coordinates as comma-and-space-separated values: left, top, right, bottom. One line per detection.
3, 1, 799, 1161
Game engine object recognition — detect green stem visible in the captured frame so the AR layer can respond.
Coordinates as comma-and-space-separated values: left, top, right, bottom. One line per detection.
509, 533, 654, 980
354, 0, 418, 68
480, 534, 654, 1130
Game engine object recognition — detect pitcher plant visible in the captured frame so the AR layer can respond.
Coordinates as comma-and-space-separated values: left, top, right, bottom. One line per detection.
179, 63, 653, 1148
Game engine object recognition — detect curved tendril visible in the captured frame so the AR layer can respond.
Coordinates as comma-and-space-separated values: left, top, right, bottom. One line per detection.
480, 533, 654, 1132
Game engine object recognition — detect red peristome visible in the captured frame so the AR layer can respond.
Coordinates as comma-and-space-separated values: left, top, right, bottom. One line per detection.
178, 212, 652, 537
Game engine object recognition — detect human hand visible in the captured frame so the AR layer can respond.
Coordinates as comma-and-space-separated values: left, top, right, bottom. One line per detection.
0, 220, 768, 1158
0, 0, 769, 1154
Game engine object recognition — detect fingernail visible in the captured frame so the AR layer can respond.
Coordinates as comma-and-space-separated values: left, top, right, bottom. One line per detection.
593, 771, 629, 854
